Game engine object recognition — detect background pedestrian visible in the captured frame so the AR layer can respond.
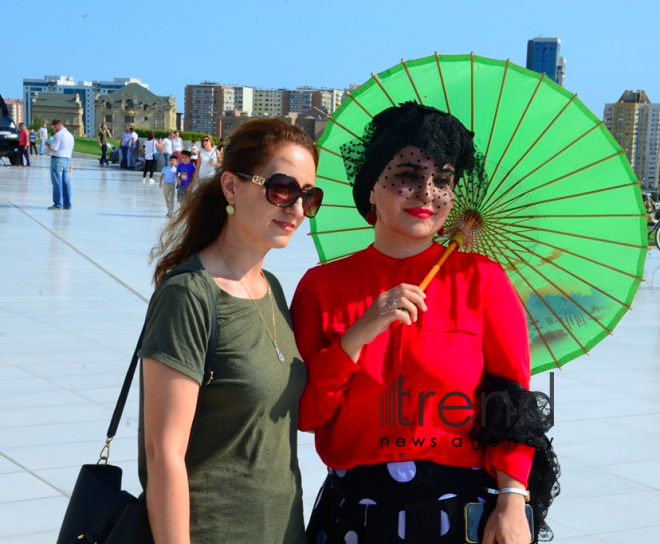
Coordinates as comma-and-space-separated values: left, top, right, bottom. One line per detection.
46, 118, 74, 210
18, 123, 30, 166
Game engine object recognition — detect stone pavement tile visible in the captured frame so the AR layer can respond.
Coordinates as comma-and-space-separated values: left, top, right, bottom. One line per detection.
0, 389, 96, 411
2, 436, 137, 472
302, 498, 316, 525
596, 459, 660, 491
0, 377, 59, 396
599, 413, 660, 437
0, 418, 135, 449
598, 379, 660, 398
594, 525, 660, 542
556, 433, 660, 466
298, 430, 315, 446
562, 367, 660, 387
558, 395, 660, 420
0, 496, 69, 538
0, 402, 111, 429
542, 518, 587, 539
0, 530, 60, 544
0, 361, 37, 381
557, 466, 654, 501
0, 455, 22, 475
0, 472, 62, 504
5, 350, 125, 369
45, 371, 131, 392
555, 455, 588, 470
297, 443, 326, 504
75, 385, 139, 405
548, 490, 660, 534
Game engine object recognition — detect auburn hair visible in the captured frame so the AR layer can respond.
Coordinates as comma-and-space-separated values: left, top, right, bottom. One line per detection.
150, 118, 319, 286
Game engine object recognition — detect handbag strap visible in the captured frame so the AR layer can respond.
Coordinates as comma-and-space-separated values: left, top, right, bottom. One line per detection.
104, 269, 218, 446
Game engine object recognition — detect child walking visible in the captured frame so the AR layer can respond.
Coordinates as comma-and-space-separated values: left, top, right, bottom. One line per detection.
176, 150, 196, 204
159, 155, 177, 218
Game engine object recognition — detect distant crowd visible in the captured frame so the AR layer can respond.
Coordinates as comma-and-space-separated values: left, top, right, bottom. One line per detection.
18, 119, 226, 218
103, 126, 224, 217
16, 121, 53, 166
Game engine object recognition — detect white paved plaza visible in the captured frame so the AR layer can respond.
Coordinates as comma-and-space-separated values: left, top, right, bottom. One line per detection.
0, 155, 659, 542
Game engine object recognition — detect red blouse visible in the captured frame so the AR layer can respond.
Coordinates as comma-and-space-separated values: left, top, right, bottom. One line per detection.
291, 242, 534, 486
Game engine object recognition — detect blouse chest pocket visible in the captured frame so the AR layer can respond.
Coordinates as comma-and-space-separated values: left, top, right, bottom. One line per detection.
423, 318, 482, 336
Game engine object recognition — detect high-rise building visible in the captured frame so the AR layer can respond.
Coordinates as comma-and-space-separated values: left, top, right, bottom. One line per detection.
184, 83, 254, 134
253, 89, 284, 117
282, 88, 345, 115
23, 76, 148, 136
604, 90, 660, 190
526, 38, 566, 87
184, 82, 221, 133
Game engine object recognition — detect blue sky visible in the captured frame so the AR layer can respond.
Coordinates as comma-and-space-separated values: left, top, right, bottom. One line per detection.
4, 0, 659, 117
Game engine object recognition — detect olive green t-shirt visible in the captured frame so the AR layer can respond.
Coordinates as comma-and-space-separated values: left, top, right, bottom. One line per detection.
98, 129, 108, 145
137, 254, 307, 543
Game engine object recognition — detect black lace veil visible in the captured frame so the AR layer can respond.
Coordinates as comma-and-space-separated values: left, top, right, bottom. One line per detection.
341, 102, 484, 218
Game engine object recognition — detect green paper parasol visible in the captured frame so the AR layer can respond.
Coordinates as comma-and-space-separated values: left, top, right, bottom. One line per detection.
311, 53, 648, 375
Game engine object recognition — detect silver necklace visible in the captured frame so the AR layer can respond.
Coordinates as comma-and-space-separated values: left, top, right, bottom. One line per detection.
217, 250, 285, 363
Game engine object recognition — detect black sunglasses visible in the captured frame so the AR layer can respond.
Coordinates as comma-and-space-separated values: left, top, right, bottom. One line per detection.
235, 172, 323, 218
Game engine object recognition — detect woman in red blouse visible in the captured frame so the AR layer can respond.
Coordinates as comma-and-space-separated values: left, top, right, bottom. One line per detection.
291, 104, 555, 543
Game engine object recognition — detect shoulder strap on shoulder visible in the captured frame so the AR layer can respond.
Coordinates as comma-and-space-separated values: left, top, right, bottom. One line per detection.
105, 269, 218, 442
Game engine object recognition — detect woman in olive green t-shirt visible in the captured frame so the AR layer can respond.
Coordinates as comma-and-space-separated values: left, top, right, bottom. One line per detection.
139, 118, 323, 543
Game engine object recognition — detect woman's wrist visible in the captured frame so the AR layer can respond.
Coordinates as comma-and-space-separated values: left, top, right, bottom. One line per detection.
339, 326, 366, 362
496, 491, 527, 506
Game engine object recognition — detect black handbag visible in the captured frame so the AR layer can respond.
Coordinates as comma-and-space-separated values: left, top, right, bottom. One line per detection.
56, 269, 218, 544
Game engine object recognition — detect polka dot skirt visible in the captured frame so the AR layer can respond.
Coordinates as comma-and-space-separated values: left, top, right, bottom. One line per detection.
306, 460, 496, 544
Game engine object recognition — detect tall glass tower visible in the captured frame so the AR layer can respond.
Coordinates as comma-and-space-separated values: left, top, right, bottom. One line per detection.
526, 38, 566, 87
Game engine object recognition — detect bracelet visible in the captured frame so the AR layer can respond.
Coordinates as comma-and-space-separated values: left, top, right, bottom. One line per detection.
485, 487, 530, 502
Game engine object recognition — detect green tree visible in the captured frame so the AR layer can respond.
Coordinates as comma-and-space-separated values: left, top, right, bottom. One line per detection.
30, 114, 45, 131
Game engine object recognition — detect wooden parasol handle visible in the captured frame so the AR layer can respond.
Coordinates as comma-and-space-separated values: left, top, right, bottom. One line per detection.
419, 218, 477, 291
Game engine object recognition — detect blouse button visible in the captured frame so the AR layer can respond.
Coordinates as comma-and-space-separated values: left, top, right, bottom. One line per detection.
398, 261, 404, 266
399, 453, 405, 458
403, 415, 410, 421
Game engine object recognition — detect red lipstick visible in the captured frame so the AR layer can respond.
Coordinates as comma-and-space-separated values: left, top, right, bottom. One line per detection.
404, 208, 434, 219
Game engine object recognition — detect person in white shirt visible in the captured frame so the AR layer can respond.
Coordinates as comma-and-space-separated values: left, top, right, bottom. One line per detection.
193, 135, 223, 185
171, 131, 183, 162
127, 127, 139, 168
143, 132, 159, 184
158, 133, 173, 166
46, 119, 75, 210
189, 140, 199, 162
120, 128, 132, 168
38, 122, 49, 155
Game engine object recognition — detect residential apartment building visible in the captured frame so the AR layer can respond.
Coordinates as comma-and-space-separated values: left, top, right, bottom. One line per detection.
95, 83, 176, 135
184, 82, 221, 133
4, 98, 23, 124
283, 88, 344, 115
289, 107, 328, 142
252, 88, 284, 117
23, 76, 148, 136
526, 38, 566, 87
604, 90, 660, 189
184, 82, 345, 135
184, 83, 254, 134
